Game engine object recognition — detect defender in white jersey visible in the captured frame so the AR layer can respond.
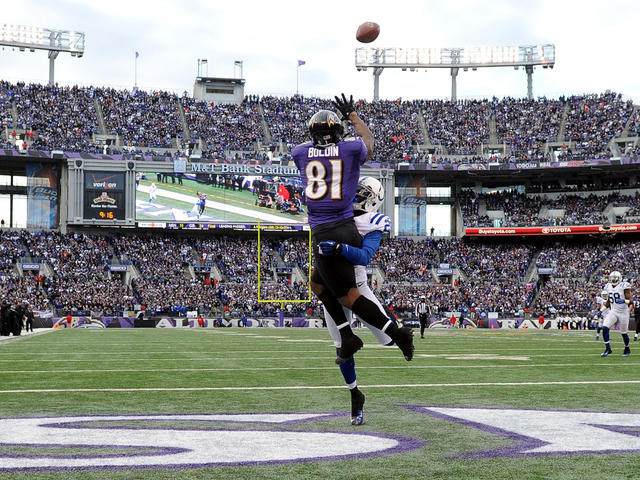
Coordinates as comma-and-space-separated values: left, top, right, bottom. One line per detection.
601, 271, 633, 357
317, 177, 395, 426
324, 210, 394, 349
592, 290, 609, 341
148, 182, 157, 202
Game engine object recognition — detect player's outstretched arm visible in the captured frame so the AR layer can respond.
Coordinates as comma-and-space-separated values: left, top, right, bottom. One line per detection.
333, 93, 374, 158
318, 231, 383, 266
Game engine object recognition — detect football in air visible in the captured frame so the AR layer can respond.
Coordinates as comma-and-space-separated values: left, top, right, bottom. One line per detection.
356, 22, 380, 43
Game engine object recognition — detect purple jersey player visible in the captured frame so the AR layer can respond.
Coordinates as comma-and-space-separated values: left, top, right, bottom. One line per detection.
292, 137, 367, 228
291, 94, 414, 365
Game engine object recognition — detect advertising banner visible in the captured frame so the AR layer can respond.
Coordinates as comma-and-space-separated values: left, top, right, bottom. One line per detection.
26, 162, 59, 229
465, 224, 640, 236
83, 171, 126, 220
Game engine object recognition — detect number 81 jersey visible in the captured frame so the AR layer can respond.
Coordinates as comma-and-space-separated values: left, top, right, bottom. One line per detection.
293, 137, 368, 228
605, 280, 632, 313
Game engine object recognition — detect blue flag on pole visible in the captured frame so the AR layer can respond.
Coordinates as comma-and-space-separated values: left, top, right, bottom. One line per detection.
135, 51, 139, 58
297, 60, 305, 66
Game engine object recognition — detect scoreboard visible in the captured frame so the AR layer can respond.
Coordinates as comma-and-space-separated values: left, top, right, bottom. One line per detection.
64, 157, 389, 229
83, 171, 126, 220
65, 159, 138, 226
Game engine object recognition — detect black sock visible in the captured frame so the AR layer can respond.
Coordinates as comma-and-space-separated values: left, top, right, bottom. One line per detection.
317, 290, 353, 340
350, 295, 400, 336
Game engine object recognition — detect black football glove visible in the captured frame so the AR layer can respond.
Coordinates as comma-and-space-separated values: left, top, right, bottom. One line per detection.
332, 93, 355, 120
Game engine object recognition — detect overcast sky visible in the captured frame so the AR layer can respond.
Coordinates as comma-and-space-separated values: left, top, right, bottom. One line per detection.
2, 0, 638, 102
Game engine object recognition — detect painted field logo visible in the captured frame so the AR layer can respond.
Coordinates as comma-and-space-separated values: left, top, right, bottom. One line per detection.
0, 414, 421, 472
410, 406, 640, 457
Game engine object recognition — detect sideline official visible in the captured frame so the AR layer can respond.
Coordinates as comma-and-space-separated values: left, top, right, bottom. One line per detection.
415, 295, 431, 339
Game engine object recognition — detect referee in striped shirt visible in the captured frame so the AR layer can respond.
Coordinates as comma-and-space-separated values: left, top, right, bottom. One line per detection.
415, 295, 431, 339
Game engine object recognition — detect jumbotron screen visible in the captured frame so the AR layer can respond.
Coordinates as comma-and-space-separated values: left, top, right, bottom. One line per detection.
135, 170, 308, 228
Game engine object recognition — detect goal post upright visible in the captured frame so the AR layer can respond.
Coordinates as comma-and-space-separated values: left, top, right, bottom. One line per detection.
256, 219, 312, 306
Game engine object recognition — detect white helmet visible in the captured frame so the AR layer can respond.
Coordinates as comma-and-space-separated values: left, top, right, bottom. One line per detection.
609, 271, 622, 286
353, 176, 384, 213
601, 290, 608, 298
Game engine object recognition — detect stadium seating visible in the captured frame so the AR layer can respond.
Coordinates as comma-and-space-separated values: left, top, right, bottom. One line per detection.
458, 190, 640, 227
4, 229, 639, 321
1, 81, 636, 167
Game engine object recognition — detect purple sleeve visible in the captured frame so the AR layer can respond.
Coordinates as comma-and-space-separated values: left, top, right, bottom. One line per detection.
292, 145, 304, 170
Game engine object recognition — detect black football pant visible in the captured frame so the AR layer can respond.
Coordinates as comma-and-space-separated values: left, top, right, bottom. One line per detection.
419, 314, 428, 337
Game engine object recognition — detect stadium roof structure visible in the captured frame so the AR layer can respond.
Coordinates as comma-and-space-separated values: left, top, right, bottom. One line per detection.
355, 44, 555, 101
0, 24, 85, 86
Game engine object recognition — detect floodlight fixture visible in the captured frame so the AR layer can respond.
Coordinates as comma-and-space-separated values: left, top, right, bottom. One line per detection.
0, 24, 85, 85
355, 44, 555, 100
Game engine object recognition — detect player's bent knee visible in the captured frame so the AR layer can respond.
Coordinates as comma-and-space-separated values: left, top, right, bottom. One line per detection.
338, 289, 361, 309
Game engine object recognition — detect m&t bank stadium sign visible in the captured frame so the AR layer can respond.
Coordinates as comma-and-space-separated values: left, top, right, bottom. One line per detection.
174, 160, 300, 176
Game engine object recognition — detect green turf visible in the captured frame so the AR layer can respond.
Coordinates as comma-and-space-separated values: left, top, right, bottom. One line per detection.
1, 328, 639, 479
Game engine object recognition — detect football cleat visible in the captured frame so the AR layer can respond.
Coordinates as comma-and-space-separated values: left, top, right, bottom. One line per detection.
350, 389, 365, 426
601, 347, 613, 357
595, 335, 600, 341
335, 334, 364, 365
623, 347, 631, 357
392, 327, 415, 361
634, 335, 638, 342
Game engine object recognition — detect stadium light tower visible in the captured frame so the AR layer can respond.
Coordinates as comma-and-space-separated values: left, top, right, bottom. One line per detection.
0, 24, 85, 86
355, 44, 555, 101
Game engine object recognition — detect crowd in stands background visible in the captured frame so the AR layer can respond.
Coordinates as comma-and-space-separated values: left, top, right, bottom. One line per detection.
2, 229, 639, 323
2, 81, 637, 166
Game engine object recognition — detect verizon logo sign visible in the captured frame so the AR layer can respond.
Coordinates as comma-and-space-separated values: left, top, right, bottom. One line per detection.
92, 181, 118, 189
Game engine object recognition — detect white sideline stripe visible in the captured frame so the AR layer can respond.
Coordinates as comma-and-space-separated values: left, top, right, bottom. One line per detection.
3, 379, 640, 394
138, 184, 303, 224
5, 362, 640, 374
0, 329, 56, 345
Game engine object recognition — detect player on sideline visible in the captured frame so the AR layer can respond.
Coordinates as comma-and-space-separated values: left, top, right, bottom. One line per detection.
601, 271, 633, 357
292, 94, 414, 364
149, 182, 157, 202
592, 289, 609, 341
319, 177, 394, 425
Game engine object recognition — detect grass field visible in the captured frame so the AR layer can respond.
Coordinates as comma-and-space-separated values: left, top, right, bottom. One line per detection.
1, 328, 640, 479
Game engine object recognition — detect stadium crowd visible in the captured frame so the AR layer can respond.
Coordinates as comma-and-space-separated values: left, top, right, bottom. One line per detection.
458, 190, 640, 227
98, 88, 183, 148
181, 96, 264, 157
564, 93, 633, 157
494, 97, 564, 159
2, 81, 636, 166
420, 99, 491, 155
3, 229, 640, 322
14, 83, 98, 152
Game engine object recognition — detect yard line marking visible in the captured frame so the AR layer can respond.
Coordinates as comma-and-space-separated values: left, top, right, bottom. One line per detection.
0, 329, 56, 346
4, 362, 640, 374
4, 379, 640, 394
0, 347, 605, 355
0, 353, 619, 363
